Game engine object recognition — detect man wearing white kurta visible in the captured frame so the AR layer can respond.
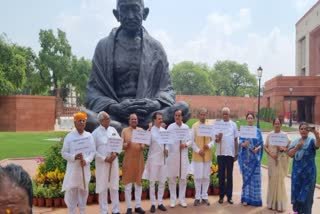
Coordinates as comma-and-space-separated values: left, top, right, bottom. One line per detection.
143, 112, 168, 213
214, 107, 239, 205
166, 109, 191, 208
61, 112, 95, 214
191, 108, 215, 206
92, 111, 121, 214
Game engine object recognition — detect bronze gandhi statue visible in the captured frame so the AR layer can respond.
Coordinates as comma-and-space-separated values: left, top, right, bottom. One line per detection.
84, 0, 190, 132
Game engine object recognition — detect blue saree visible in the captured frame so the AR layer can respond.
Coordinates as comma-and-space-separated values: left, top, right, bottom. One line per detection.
238, 128, 263, 206
289, 137, 317, 214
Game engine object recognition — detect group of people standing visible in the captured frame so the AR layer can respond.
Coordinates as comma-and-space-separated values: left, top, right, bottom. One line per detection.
238, 113, 320, 214
61, 107, 320, 214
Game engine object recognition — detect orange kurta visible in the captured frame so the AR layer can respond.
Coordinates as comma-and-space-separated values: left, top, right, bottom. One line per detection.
121, 127, 145, 185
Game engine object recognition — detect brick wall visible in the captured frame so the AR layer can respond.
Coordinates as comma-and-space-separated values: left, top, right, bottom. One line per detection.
0, 95, 56, 131
176, 95, 266, 119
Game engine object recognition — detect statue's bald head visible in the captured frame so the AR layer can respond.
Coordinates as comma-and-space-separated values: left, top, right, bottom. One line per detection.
117, 0, 144, 8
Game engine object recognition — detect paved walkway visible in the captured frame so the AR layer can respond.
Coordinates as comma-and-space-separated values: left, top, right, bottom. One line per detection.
1, 157, 320, 214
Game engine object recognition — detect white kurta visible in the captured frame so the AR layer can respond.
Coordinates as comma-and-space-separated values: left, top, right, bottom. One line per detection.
143, 126, 167, 182
214, 120, 239, 157
61, 130, 95, 191
92, 125, 120, 192
166, 122, 191, 178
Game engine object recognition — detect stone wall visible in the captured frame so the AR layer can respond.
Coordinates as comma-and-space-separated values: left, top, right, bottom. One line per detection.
0, 95, 56, 131
176, 95, 266, 119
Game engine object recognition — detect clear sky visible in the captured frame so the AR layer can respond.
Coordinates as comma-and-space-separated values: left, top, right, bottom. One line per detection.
0, 0, 318, 84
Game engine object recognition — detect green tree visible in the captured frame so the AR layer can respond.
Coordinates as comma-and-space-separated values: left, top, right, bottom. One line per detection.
66, 56, 91, 105
0, 35, 26, 95
171, 61, 215, 95
38, 29, 72, 98
211, 60, 258, 97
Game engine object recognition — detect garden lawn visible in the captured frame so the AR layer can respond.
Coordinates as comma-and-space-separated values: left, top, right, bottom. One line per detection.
0, 132, 67, 160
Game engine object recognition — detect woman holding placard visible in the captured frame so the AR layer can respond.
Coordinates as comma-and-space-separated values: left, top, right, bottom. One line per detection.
287, 122, 320, 214
264, 118, 290, 212
238, 113, 263, 206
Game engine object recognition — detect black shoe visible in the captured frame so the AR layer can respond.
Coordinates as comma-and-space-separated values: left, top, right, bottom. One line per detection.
135, 207, 145, 214
150, 205, 156, 213
227, 199, 234, 204
218, 198, 223, 204
193, 199, 200, 206
126, 208, 132, 214
158, 204, 167, 211
202, 199, 210, 206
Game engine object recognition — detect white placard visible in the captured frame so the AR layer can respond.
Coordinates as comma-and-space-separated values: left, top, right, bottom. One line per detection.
132, 129, 151, 145
106, 137, 123, 153
213, 121, 232, 135
157, 130, 174, 145
70, 137, 95, 154
173, 128, 190, 141
269, 133, 289, 147
198, 124, 214, 137
240, 126, 257, 139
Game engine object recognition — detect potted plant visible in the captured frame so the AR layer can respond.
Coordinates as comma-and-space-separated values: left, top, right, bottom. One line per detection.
186, 177, 195, 198
43, 186, 53, 207
119, 181, 125, 202
32, 181, 39, 206
211, 173, 219, 195
87, 182, 95, 204
163, 180, 170, 199
37, 184, 46, 207
51, 186, 61, 207
141, 179, 149, 200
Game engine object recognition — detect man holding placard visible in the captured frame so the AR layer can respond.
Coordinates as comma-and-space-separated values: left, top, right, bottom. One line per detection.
191, 108, 214, 206
61, 112, 95, 214
143, 112, 168, 213
214, 107, 239, 205
122, 113, 146, 214
92, 111, 121, 214
166, 109, 191, 208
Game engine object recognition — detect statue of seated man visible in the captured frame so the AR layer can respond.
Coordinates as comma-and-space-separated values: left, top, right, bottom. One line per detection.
84, 0, 189, 132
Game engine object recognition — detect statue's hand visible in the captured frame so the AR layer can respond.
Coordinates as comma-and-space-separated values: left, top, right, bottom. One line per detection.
109, 99, 136, 119
128, 98, 161, 115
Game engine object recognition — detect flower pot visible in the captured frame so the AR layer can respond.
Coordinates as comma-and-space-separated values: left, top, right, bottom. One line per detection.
61, 198, 67, 207
45, 198, 53, 207
163, 189, 170, 199
53, 198, 61, 207
207, 187, 212, 196
119, 192, 125, 202
87, 194, 94, 204
141, 191, 148, 200
32, 197, 38, 206
38, 198, 45, 207
186, 188, 193, 198
95, 194, 99, 204
213, 187, 219, 195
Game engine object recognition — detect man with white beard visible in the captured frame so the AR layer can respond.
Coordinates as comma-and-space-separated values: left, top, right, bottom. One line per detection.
92, 111, 121, 214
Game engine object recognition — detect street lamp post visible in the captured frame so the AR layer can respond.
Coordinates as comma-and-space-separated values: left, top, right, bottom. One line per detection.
289, 87, 293, 127
256, 66, 263, 129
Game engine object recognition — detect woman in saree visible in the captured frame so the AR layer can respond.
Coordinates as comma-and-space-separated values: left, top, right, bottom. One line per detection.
238, 113, 263, 206
288, 122, 320, 214
264, 118, 290, 212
